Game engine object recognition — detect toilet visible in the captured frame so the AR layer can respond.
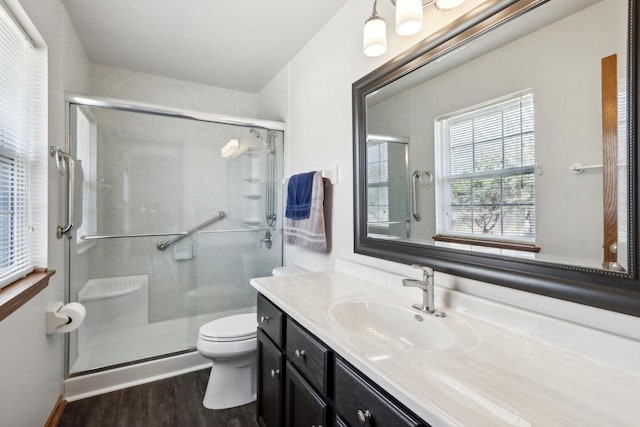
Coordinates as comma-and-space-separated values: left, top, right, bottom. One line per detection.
196, 265, 306, 409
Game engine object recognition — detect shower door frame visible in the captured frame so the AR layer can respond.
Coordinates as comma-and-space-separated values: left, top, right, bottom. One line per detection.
63, 93, 286, 377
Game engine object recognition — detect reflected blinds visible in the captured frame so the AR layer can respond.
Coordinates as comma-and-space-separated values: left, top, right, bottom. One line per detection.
0, 4, 45, 288
367, 141, 389, 224
437, 92, 535, 242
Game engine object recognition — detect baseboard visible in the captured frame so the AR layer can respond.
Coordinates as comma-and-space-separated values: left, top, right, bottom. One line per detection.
44, 395, 66, 427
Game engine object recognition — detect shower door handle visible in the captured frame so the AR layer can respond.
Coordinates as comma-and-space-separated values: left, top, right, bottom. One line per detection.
411, 170, 421, 222
50, 146, 76, 239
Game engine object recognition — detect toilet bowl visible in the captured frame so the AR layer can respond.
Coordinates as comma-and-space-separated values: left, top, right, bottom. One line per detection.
197, 265, 307, 409
197, 313, 257, 410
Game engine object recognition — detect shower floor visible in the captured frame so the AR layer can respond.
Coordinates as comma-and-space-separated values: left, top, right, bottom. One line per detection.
70, 307, 255, 373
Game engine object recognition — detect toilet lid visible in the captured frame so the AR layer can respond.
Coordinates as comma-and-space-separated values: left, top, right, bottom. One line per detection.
199, 313, 257, 342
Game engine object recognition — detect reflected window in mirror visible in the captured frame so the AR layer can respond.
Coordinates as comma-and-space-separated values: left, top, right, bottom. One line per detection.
367, 137, 411, 240
434, 91, 538, 251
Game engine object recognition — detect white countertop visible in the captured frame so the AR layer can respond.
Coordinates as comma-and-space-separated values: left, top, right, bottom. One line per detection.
250, 271, 640, 427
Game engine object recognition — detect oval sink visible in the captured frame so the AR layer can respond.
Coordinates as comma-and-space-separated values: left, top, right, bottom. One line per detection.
329, 300, 457, 352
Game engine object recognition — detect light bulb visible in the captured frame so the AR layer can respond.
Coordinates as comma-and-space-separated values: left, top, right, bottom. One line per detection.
395, 0, 423, 36
435, 0, 466, 10
363, 15, 388, 57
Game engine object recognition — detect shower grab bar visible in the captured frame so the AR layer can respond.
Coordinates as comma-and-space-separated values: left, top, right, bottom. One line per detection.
156, 211, 226, 251
50, 146, 76, 239
81, 227, 275, 240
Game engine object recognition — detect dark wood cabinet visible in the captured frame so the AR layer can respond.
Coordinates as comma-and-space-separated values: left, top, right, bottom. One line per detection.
257, 329, 284, 427
285, 362, 328, 427
286, 318, 330, 396
256, 293, 428, 427
258, 294, 284, 347
334, 358, 421, 427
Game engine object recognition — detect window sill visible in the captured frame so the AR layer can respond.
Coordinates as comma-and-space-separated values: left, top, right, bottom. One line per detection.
0, 269, 56, 321
433, 234, 540, 253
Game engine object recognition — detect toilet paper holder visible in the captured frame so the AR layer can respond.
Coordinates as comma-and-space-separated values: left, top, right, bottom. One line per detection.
46, 301, 85, 335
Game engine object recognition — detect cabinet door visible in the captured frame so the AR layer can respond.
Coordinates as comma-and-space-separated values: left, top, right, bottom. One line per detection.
257, 329, 284, 427
285, 362, 328, 427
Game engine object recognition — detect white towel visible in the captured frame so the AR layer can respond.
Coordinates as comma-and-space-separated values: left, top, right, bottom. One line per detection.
284, 172, 327, 252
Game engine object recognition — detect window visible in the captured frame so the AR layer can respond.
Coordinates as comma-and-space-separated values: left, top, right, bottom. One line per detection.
367, 141, 390, 226
0, 3, 46, 288
435, 91, 535, 245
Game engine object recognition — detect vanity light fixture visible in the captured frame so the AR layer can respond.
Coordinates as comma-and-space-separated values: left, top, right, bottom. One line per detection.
363, 0, 467, 57
363, 0, 388, 57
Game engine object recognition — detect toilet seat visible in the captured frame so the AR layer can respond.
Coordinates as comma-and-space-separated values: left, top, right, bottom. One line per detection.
199, 313, 257, 342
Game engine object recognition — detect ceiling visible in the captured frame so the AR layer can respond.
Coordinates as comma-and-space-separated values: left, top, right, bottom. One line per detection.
62, 0, 349, 93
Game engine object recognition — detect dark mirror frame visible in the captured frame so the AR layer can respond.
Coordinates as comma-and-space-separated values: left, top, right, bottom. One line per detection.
353, 0, 640, 316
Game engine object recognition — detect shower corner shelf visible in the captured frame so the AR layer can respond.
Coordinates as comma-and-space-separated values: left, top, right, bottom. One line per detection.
243, 178, 262, 183
244, 194, 262, 200
242, 219, 262, 227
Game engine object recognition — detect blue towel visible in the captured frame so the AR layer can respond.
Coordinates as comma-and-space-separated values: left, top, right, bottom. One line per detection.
285, 171, 317, 220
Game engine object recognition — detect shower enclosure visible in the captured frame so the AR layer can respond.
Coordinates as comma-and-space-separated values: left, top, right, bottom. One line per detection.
62, 96, 284, 374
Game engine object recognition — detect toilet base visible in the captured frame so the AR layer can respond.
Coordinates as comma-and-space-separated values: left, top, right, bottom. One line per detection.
203, 352, 257, 410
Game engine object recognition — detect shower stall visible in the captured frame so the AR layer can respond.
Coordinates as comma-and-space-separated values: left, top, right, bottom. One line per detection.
60, 96, 284, 375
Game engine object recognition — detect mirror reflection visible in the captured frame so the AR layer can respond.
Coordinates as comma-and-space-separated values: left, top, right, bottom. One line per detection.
365, 0, 628, 271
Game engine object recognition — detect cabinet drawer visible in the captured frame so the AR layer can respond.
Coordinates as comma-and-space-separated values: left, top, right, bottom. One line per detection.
334, 359, 421, 427
286, 318, 330, 395
258, 294, 284, 348
285, 362, 328, 427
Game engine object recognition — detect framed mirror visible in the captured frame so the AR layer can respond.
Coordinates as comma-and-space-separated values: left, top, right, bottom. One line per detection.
353, 0, 640, 315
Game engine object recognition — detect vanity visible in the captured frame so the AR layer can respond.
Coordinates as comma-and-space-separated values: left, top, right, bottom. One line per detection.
255, 290, 424, 427
251, 263, 640, 427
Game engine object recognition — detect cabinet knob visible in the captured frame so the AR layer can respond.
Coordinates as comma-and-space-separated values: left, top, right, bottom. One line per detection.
356, 409, 371, 425
270, 368, 280, 379
260, 315, 270, 323
294, 349, 306, 359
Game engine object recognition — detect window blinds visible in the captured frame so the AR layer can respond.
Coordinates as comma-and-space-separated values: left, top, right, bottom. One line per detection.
437, 92, 535, 242
367, 141, 390, 224
0, 4, 46, 288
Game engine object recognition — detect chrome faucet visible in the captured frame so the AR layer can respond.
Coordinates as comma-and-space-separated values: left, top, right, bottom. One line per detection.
402, 265, 446, 317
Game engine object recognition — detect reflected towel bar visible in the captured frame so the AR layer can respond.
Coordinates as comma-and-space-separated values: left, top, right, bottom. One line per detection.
570, 163, 603, 174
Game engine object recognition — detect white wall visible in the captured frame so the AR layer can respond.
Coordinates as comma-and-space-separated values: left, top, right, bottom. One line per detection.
90, 64, 259, 118
0, 1, 90, 426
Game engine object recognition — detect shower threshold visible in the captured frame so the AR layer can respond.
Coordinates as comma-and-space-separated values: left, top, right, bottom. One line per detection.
70, 306, 255, 374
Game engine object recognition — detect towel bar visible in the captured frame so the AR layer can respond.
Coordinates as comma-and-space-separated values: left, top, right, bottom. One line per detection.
284, 165, 338, 185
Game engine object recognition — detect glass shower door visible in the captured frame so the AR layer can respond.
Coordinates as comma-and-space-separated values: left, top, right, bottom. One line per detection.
67, 104, 283, 374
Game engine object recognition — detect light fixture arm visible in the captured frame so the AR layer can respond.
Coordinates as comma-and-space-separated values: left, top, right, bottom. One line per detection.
390, 0, 436, 8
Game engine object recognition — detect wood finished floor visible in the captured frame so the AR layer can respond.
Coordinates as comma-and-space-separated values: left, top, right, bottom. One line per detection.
58, 369, 259, 427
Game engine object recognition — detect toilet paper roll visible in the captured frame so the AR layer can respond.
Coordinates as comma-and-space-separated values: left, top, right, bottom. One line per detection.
56, 302, 86, 333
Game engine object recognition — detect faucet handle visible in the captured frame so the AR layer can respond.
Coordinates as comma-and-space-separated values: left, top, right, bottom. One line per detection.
411, 264, 434, 279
